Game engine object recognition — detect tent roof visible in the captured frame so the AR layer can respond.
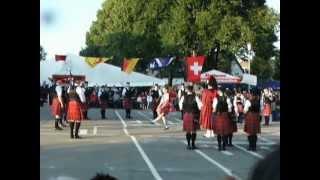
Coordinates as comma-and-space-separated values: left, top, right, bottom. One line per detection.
201, 69, 241, 84
40, 54, 166, 87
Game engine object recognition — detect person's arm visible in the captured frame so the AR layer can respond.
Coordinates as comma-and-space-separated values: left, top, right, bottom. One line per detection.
195, 96, 202, 110
122, 88, 126, 97
179, 96, 184, 111
212, 97, 217, 112
243, 100, 251, 114
56, 86, 64, 108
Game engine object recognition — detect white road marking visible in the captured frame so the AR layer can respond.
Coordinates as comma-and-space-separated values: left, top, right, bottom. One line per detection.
93, 126, 98, 135
136, 120, 143, 124
131, 136, 162, 180
233, 144, 264, 159
115, 110, 163, 180
174, 118, 182, 122
167, 121, 175, 125
182, 141, 241, 180
196, 140, 275, 146
259, 136, 276, 144
213, 146, 234, 156
260, 146, 272, 151
79, 129, 88, 135
137, 111, 161, 126
115, 110, 127, 128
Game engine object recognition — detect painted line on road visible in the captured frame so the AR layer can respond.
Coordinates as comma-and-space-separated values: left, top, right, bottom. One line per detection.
182, 141, 241, 180
137, 111, 161, 126
93, 126, 98, 135
79, 129, 88, 135
115, 110, 163, 180
136, 120, 143, 124
233, 144, 264, 159
131, 136, 162, 180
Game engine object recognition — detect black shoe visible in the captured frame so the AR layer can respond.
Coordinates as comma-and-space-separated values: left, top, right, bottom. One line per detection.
191, 145, 198, 150
71, 134, 74, 139
186, 145, 192, 150
55, 126, 63, 130
75, 135, 82, 139
218, 146, 222, 151
228, 143, 233, 147
222, 146, 226, 151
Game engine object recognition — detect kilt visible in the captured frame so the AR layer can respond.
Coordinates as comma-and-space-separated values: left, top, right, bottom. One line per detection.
183, 112, 200, 132
100, 100, 108, 109
213, 112, 232, 135
51, 97, 62, 117
152, 99, 160, 111
80, 102, 87, 111
263, 104, 271, 116
157, 102, 174, 116
244, 112, 261, 135
67, 100, 83, 122
123, 98, 133, 109
228, 113, 237, 133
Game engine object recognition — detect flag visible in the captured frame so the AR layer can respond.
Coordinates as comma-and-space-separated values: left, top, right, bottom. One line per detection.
55, 55, 66, 61
122, 58, 139, 74
84, 57, 112, 68
149, 57, 175, 70
186, 56, 206, 82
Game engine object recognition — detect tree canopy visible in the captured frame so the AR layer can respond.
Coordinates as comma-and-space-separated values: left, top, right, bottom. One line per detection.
80, 0, 279, 82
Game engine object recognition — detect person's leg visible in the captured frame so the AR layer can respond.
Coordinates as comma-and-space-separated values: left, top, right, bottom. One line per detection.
55, 116, 63, 130
264, 116, 270, 126
228, 133, 233, 146
69, 122, 75, 139
222, 135, 228, 150
75, 122, 81, 139
125, 109, 129, 118
186, 132, 191, 150
252, 135, 258, 151
191, 132, 197, 149
128, 108, 131, 119
248, 135, 253, 151
162, 116, 169, 129
217, 135, 222, 151
58, 117, 67, 127
100, 109, 106, 119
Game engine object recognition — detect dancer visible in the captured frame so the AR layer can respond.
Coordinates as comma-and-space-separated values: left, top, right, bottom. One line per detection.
212, 90, 232, 151
199, 75, 218, 138
244, 91, 261, 151
152, 85, 173, 130
262, 93, 272, 126
234, 91, 245, 124
51, 80, 64, 130
179, 85, 201, 150
151, 84, 161, 119
67, 90, 84, 139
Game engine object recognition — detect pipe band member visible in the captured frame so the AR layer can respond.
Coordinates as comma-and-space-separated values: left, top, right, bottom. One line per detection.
122, 82, 134, 119
51, 80, 64, 130
179, 85, 202, 150
244, 91, 261, 151
67, 90, 84, 139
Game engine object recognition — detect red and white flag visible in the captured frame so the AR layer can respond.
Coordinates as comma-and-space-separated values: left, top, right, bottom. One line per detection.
186, 56, 206, 82
55, 55, 67, 61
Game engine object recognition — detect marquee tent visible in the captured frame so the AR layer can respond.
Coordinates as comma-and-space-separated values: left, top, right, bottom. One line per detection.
201, 69, 242, 84
40, 54, 166, 87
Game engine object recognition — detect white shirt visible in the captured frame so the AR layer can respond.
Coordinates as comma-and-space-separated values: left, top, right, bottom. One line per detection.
76, 86, 86, 103
122, 87, 129, 97
147, 95, 153, 102
55, 85, 62, 97
213, 96, 232, 113
243, 99, 251, 114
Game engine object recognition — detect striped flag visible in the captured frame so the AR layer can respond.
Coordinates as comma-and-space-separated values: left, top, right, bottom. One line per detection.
149, 57, 175, 70
122, 58, 139, 74
55, 55, 67, 61
84, 57, 112, 68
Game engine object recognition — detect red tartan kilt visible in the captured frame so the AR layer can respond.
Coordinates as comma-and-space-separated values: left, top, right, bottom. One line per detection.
183, 113, 200, 132
157, 103, 173, 116
244, 112, 261, 135
100, 101, 108, 109
213, 113, 232, 135
152, 99, 160, 111
123, 98, 132, 109
263, 104, 271, 116
200, 106, 214, 130
51, 97, 62, 116
67, 100, 83, 121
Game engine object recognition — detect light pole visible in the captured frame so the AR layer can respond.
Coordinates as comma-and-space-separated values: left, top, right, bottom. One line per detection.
247, 43, 253, 92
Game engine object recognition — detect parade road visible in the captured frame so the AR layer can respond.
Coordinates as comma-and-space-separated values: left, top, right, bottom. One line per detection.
40, 105, 280, 180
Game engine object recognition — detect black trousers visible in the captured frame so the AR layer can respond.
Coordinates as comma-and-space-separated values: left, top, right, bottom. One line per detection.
126, 109, 131, 118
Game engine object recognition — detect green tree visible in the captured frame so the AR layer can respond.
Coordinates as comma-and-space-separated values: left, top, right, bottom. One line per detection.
81, 0, 279, 82
40, 45, 46, 61
251, 56, 273, 82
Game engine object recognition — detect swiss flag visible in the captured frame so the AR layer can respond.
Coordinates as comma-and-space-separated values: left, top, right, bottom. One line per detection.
186, 56, 206, 82
55, 55, 67, 61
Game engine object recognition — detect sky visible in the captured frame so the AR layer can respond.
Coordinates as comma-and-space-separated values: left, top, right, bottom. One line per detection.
40, 0, 280, 58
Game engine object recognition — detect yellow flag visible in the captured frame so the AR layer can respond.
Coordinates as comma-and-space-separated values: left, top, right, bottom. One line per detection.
84, 57, 112, 68
123, 58, 139, 74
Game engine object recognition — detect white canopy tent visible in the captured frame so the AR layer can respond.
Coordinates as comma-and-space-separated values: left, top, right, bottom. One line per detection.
201, 69, 241, 84
40, 54, 166, 87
